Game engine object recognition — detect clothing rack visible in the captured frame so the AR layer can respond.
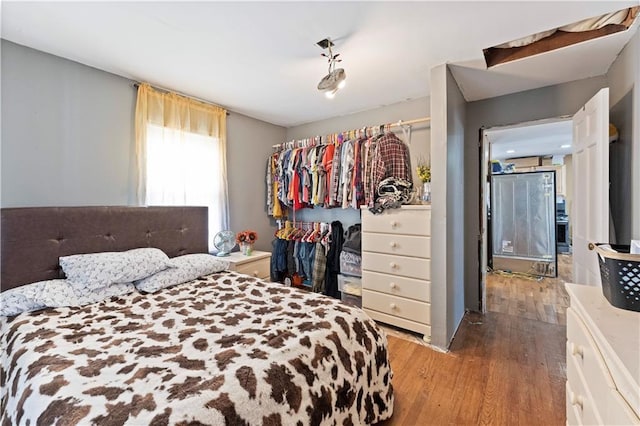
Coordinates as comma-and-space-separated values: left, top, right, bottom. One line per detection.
271, 116, 430, 150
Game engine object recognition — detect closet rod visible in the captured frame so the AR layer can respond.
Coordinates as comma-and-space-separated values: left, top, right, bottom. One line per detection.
132, 82, 230, 116
271, 116, 430, 148
394, 117, 431, 127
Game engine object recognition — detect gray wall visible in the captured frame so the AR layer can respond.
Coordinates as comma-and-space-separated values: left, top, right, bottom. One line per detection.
284, 97, 430, 227
607, 28, 639, 241
1, 40, 286, 252
445, 66, 466, 344
227, 112, 286, 251
1, 39, 137, 206
429, 64, 465, 350
463, 76, 609, 310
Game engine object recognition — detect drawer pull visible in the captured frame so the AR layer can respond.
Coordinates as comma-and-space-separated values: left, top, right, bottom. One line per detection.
252, 271, 258, 277
390, 282, 398, 290
571, 342, 584, 359
390, 262, 398, 269
390, 303, 397, 310
391, 221, 399, 228
390, 242, 398, 249
570, 391, 583, 410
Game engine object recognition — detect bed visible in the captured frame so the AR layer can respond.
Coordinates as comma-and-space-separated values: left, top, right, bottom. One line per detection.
1, 207, 394, 425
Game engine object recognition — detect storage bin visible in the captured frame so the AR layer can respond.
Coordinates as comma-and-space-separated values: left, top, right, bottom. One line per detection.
337, 274, 362, 296
341, 292, 362, 308
339, 251, 362, 277
592, 243, 640, 312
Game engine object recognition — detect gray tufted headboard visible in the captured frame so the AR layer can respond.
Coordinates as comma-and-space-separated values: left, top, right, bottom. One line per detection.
1, 206, 209, 291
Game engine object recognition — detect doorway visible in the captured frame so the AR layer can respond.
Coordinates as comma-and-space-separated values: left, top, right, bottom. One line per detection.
479, 117, 574, 320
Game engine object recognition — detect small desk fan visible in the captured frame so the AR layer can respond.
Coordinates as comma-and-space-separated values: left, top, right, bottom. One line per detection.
213, 230, 236, 257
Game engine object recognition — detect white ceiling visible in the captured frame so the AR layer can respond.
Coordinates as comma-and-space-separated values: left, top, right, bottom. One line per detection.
2, 1, 638, 127
487, 119, 573, 161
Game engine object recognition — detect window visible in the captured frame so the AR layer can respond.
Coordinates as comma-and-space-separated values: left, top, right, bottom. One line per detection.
146, 124, 225, 244
135, 84, 228, 249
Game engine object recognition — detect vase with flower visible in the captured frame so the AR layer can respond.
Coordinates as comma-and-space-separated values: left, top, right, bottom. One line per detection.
236, 230, 258, 256
417, 161, 431, 203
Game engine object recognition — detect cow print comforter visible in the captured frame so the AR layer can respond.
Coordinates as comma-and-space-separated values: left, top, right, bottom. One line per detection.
1, 271, 394, 425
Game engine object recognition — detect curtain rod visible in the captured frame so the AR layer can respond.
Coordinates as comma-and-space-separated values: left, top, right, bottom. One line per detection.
133, 82, 230, 116
271, 116, 431, 148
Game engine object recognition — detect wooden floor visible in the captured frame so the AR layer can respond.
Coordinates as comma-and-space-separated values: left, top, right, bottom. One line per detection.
380, 254, 572, 425
486, 254, 571, 325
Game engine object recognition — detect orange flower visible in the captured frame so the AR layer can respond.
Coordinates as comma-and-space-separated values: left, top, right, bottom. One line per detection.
236, 230, 258, 245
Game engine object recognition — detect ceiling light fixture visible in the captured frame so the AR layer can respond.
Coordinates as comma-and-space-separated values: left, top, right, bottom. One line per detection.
507, 149, 516, 154
561, 144, 571, 148
317, 38, 346, 99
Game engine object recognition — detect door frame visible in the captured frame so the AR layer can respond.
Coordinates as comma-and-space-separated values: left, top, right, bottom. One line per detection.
478, 116, 572, 312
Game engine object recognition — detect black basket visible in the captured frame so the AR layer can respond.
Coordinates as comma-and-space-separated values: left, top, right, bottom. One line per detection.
593, 243, 640, 312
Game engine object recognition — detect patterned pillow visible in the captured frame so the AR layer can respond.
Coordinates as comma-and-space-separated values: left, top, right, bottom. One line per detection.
0, 280, 76, 316
135, 254, 229, 293
73, 282, 136, 306
60, 248, 172, 291
0, 280, 136, 317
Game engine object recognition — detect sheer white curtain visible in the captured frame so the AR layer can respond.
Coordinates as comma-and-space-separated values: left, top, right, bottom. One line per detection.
135, 84, 228, 248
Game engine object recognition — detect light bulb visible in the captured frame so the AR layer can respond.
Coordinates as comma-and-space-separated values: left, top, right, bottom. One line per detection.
325, 89, 337, 99
338, 80, 346, 89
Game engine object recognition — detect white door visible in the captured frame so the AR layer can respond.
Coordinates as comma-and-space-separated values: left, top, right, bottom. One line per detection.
572, 88, 609, 286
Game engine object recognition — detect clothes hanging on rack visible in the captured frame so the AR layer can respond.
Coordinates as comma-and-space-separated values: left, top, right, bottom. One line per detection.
367, 132, 413, 208
270, 220, 340, 297
324, 220, 345, 299
266, 130, 413, 215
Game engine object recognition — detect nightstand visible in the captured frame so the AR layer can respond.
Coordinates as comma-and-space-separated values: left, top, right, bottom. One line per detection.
224, 250, 271, 280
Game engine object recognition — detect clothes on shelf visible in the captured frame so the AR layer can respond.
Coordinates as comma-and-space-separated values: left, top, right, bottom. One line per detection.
266, 131, 412, 216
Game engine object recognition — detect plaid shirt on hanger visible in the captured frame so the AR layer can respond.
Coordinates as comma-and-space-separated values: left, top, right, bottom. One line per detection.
368, 133, 413, 208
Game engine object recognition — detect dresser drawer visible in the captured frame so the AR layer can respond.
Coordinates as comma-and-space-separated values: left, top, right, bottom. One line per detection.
362, 252, 430, 280
364, 308, 431, 341
567, 348, 604, 425
362, 270, 430, 302
362, 232, 431, 258
566, 307, 617, 409
605, 388, 640, 425
566, 382, 581, 426
362, 289, 430, 324
362, 208, 430, 236
234, 257, 271, 280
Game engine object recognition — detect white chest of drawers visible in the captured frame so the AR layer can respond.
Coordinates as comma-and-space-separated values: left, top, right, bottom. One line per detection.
565, 283, 640, 425
361, 205, 431, 342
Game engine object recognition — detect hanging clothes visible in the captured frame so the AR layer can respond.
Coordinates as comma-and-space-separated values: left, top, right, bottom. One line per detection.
324, 220, 344, 299
321, 144, 335, 206
368, 133, 413, 208
328, 142, 343, 207
266, 127, 413, 215
340, 140, 355, 209
312, 238, 328, 293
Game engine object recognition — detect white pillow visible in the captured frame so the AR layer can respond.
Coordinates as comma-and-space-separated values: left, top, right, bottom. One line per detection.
135, 254, 229, 293
0, 279, 136, 317
0, 281, 55, 316
73, 282, 135, 306
60, 248, 171, 291
2, 279, 85, 316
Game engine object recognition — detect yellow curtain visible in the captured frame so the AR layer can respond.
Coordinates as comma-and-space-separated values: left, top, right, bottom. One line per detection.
134, 83, 227, 204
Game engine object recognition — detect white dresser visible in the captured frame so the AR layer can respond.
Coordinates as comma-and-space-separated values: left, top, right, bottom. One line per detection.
361, 205, 431, 342
565, 283, 640, 425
